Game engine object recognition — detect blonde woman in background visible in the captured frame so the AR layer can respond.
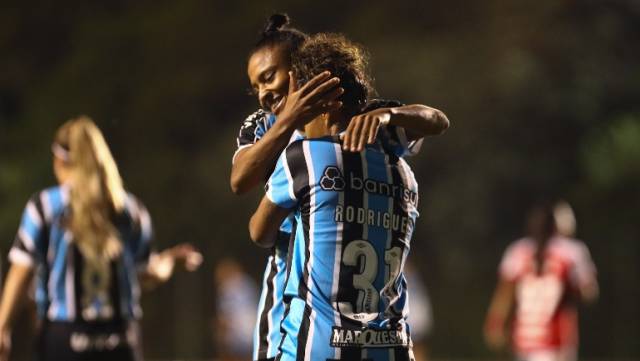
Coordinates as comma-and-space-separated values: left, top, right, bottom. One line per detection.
0, 117, 201, 361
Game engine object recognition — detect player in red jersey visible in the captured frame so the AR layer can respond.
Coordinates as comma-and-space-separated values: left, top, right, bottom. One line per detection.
484, 201, 598, 361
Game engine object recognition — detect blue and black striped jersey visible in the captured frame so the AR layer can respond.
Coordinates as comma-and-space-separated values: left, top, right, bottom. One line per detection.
9, 185, 153, 322
266, 136, 419, 361
234, 109, 295, 360
236, 101, 422, 361
233, 109, 279, 164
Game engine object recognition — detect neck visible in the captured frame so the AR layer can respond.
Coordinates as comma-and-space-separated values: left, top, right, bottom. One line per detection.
303, 113, 346, 138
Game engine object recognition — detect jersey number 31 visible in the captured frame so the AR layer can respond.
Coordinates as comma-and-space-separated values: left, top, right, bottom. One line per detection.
337, 240, 402, 323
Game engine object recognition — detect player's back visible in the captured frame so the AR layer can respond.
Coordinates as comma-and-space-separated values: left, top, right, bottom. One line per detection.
9, 185, 152, 322
270, 136, 419, 361
500, 236, 596, 354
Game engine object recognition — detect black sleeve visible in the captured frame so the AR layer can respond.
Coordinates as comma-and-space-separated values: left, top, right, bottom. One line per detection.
236, 109, 270, 148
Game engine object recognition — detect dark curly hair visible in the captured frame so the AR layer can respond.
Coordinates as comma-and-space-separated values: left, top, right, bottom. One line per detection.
291, 33, 375, 117
251, 14, 308, 58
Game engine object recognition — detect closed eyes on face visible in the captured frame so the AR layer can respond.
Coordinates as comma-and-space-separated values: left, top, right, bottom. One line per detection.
247, 45, 291, 112
249, 67, 276, 96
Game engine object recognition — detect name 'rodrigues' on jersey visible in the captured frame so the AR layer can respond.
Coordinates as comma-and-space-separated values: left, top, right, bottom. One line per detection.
265, 136, 419, 361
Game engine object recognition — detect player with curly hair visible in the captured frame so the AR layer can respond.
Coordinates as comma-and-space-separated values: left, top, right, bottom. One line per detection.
232, 14, 449, 361
249, 32, 447, 361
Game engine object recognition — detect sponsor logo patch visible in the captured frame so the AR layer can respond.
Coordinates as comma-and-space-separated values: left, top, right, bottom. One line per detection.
320, 166, 345, 191
330, 326, 410, 348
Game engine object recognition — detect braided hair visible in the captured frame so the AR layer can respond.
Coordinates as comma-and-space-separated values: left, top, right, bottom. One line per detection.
525, 202, 557, 273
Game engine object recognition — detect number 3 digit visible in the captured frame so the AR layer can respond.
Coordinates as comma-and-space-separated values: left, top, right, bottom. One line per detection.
338, 241, 404, 323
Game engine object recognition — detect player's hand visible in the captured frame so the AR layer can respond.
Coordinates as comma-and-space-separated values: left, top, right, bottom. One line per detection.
341, 107, 391, 152
483, 325, 507, 351
0, 328, 11, 361
278, 71, 343, 129
166, 243, 203, 272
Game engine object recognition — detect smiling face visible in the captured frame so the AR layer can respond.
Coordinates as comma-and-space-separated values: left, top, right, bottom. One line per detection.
247, 45, 291, 116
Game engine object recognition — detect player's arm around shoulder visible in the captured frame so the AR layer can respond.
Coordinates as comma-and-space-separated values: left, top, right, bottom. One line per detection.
388, 104, 450, 140
342, 102, 450, 152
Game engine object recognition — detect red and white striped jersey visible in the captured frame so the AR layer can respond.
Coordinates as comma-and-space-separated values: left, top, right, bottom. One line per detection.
499, 236, 596, 353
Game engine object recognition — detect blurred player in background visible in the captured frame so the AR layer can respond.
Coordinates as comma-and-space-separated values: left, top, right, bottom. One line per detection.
0, 117, 201, 361
249, 32, 448, 361
213, 258, 259, 361
484, 201, 598, 361
5, 243, 202, 361
405, 261, 434, 361
232, 13, 448, 361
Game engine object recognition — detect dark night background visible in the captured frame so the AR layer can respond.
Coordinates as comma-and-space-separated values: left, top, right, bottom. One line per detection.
1, 0, 639, 360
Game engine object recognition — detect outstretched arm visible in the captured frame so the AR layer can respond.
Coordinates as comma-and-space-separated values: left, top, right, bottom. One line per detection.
342, 104, 450, 152
139, 243, 203, 291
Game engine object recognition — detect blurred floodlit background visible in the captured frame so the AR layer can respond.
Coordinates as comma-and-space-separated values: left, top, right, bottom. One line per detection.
1, 0, 639, 360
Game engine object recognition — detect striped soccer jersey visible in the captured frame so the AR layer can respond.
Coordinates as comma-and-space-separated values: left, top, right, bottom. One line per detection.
235, 100, 422, 361
266, 136, 419, 361
499, 236, 597, 354
235, 109, 296, 360
9, 185, 153, 322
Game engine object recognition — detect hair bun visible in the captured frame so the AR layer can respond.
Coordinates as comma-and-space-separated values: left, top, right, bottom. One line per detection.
264, 13, 290, 33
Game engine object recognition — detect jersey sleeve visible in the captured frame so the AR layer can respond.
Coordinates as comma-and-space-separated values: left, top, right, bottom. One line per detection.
265, 141, 308, 209
265, 151, 298, 209
498, 241, 527, 282
232, 109, 276, 164
569, 240, 597, 288
362, 98, 424, 157
125, 194, 154, 269
8, 194, 47, 267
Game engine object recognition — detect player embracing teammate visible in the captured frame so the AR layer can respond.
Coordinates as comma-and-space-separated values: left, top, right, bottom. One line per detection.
232, 14, 448, 361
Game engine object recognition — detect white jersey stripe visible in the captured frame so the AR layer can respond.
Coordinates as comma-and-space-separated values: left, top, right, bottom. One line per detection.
40, 191, 53, 223
26, 202, 42, 228
18, 228, 35, 252
302, 141, 317, 361
331, 143, 343, 360
8, 248, 34, 266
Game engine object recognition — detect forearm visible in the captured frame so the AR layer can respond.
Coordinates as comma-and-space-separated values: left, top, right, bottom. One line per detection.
388, 104, 450, 140
138, 252, 175, 291
485, 280, 514, 334
487, 287, 512, 322
249, 196, 290, 248
231, 119, 297, 195
0, 264, 34, 331
249, 213, 278, 248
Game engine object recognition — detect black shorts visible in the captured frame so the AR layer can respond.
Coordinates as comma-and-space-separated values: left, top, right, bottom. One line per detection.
36, 320, 137, 361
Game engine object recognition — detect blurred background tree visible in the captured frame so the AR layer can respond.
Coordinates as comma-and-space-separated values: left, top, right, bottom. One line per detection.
1, 0, 638, 359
